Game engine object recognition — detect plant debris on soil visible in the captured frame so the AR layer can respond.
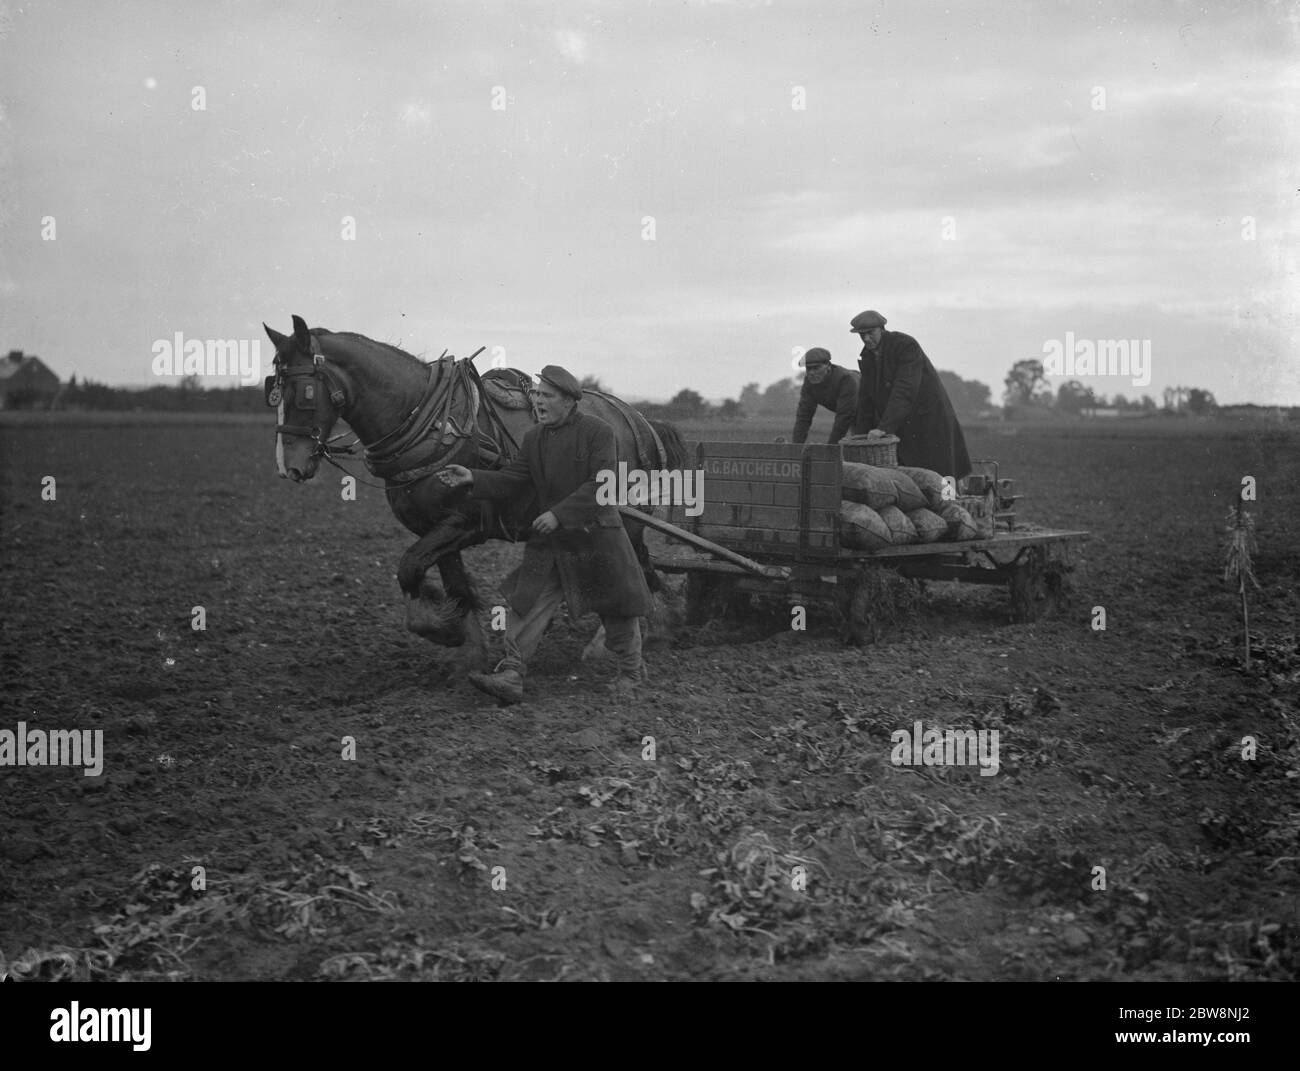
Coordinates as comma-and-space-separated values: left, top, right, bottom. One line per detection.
1, 416, 1298, 982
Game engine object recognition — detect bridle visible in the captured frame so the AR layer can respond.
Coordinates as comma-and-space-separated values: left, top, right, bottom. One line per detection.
265, 336, 364, 476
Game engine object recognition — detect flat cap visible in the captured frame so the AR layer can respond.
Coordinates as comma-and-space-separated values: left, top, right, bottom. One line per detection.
849, 310, 887, 333
537, 364, 584, 400
803, 347, 832, 366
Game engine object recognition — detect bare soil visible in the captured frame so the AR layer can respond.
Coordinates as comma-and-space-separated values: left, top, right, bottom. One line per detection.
1, 415, 1297, 981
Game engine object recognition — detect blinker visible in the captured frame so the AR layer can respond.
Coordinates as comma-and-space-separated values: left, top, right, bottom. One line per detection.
263, 375, 281, 407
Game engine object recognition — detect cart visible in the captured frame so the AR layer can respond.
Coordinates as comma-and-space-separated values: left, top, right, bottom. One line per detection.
627, 441, 1090, 645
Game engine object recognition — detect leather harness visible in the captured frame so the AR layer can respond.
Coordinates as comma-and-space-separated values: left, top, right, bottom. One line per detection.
269, 338, 520, 487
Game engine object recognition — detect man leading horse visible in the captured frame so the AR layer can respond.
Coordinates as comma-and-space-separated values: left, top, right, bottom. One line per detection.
262, 316, 684, 682
438, 365, 651, 705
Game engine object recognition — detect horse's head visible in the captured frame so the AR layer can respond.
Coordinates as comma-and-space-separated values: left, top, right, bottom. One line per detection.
262, 315, 346, 482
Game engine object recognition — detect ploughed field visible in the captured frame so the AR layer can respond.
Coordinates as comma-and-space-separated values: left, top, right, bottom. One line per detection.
1, 413, 1298, 981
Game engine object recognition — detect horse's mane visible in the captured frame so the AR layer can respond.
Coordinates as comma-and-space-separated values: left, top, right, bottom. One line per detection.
312, 327, 437, 371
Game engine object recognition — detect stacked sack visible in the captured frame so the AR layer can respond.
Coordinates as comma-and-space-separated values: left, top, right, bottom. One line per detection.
840, 461, 981, 551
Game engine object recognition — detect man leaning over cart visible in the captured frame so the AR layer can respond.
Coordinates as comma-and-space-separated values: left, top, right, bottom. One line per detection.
437, 365, 651, 706
792, 347, 858, 444
849, 310, 972, 480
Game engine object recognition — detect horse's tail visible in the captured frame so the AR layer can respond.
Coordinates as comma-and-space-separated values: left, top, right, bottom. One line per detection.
648, 418, 687, 471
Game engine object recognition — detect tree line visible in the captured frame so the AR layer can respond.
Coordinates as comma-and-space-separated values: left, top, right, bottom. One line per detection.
41, 364, 1237, 422
53, 375, 267, 412
1002, 359, 1219, 415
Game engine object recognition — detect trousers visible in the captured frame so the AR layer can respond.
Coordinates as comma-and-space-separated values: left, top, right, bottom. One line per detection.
498, 567, 643, 678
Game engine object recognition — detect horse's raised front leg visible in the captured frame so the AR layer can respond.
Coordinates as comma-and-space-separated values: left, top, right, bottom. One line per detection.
398, 519, 467, 597
401, 520, 477, 643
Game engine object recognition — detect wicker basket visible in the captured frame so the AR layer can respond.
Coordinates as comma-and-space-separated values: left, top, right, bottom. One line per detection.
840, 434, 900, 467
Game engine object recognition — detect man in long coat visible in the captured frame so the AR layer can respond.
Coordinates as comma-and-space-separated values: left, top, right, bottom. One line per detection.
438, 365, 651, 705
849, 310, 972, 479
792, 347, 858, 444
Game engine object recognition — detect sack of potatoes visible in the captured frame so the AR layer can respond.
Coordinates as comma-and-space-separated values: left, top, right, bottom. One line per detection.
939, 502, 981, 541
877, 505, 918, 545
839, 501, 892, 550
894, 465, 948, 511
841, 462, 897, 510
842, 461, 927, 512
906, 507, 948, 543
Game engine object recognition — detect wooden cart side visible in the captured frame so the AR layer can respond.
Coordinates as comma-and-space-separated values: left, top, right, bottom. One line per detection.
666, 441, 844, 559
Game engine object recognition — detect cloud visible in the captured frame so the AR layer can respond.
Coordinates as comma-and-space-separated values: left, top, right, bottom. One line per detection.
554, 30, 588, 64
400, 101, 432, 126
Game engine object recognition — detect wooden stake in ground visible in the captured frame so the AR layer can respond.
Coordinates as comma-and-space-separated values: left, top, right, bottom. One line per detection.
1222, 490, 1260, 669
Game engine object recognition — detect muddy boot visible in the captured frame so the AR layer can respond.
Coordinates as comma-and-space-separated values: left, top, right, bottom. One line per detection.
468, 667, 524, 706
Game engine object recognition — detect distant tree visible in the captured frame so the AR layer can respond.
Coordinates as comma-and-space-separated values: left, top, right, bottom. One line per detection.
739, 382, 762, 414
1003, 359, 1050, 407
1056, 380, 1095, 414
937, 370, 992, 418
1187, 388, 1218, 415
669, 388, 707, 417
1140, 394, 1157, 412
1112, 393, 1129, 410
78, 378, 131, 410
718, 398, 745, 421
579, 374, 608, 394
758, 377, 800, 415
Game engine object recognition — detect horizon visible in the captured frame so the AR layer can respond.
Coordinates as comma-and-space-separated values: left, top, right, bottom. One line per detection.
25, 358, 1300, 412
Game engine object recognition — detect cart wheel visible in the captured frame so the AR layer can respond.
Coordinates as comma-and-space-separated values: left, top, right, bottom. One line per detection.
1008, 547, 1070, 623
684, 572, 741, 626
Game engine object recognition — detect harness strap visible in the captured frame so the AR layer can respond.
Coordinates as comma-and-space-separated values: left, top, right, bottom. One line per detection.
382, 379, 483, 485
465, 360, 522, 464
277, 336, 528, 495
363, 362, 444, 471
584, 389, 666, 469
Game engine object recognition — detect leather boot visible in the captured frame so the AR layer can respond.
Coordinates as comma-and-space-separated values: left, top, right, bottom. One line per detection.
468, 667, 524, 705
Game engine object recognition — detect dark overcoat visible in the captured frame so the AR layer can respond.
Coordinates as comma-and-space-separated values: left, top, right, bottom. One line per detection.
852, 330, 972, 479
793, 365, 859, 444
469, 410, 652, 619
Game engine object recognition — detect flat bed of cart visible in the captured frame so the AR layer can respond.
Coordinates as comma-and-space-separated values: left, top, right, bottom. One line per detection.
624, 441, 1090, 644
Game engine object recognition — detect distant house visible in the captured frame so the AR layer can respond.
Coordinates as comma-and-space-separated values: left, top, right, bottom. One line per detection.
0, 351, 60, 409
1080, 407, 1121, 418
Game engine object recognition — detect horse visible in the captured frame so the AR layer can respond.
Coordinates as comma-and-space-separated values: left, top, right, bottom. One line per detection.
261, 315, 687, 665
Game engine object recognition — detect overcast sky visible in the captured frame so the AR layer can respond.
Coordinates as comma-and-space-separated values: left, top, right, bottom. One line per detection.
2, 0, 1297, 405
